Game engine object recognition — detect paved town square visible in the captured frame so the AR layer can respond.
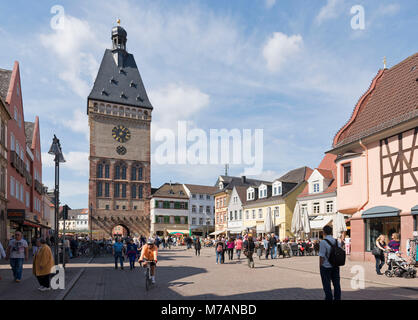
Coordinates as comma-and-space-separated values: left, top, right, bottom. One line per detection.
0, 1, 417, 307
1, 247, 417, 300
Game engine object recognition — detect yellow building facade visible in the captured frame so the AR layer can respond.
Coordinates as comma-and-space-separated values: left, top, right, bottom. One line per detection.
242, 167, 311, 240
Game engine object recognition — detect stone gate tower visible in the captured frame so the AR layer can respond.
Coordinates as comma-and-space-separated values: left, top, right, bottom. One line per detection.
87, 23, 152, 239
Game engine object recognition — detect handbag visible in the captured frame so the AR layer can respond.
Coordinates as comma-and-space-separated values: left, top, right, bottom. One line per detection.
372, 247, 382, 256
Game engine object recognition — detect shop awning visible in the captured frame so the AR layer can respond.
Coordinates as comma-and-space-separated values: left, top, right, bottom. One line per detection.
166, 230, 189, 235
412, 205, 418, 215
209, 230, 225, 236
362, 206, 400, 219
309, 215, 333, 230
256, 225, 265, 233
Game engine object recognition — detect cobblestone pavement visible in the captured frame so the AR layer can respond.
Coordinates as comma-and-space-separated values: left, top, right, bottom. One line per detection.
0, 255, 93, 300
61, 247, 418, 300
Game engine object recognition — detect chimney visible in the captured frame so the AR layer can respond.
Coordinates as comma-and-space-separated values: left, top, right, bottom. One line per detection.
241, 176, 246, 184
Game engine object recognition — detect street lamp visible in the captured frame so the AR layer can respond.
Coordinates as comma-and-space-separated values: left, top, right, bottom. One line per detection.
48, 135, 65, 265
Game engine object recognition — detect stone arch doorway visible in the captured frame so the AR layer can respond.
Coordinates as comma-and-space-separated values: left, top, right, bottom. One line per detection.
112, 224, 130, 238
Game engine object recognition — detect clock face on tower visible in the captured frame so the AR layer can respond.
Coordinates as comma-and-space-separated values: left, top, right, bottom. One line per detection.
112, 125, 131, 143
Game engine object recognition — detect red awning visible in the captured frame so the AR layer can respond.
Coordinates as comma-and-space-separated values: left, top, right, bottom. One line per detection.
23, 221, 42, 228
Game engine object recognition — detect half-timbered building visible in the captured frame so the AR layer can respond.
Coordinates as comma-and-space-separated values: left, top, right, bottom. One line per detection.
328, 52, 418, 261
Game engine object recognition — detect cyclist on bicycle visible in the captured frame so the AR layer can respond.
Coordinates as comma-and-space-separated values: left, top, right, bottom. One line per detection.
138, 238, 158, 283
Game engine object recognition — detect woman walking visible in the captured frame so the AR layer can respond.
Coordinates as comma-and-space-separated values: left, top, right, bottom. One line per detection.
126, 240, 138, 270
373, 235, 387, 275
227, 237, 235, 260
243, 236, 255, 268
32, 239, 54, 291
235, 236, 243, 261
195, 237, 201, 256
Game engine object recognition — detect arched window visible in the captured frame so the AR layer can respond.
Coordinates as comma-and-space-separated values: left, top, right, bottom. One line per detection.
115, 165, 120, 179
121, 165, 127, 180
131, 163, 143, 181
139, 185, 143, 199
97, 163, 103, 178
105, 164, 110, 178
131, 185, 137, 198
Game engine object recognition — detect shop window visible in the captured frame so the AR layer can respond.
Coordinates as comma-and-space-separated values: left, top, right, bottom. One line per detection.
414, 216, 417, 232
365, 217, 400, 251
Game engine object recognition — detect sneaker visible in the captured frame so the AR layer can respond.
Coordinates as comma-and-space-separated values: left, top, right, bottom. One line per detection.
38, 286, 45, 291
15, 279, 21, 283
39, 286, 51, 291
151, 277, 156, 284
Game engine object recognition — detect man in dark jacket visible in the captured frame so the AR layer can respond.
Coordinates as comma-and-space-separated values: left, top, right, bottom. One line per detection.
243, 236, 255, 268
269, 234, 277, 259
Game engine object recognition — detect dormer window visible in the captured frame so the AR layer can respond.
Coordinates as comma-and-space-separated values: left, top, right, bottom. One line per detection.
273, 181, 282, 196
259, 184, 267, 198
247, 187, 255, 201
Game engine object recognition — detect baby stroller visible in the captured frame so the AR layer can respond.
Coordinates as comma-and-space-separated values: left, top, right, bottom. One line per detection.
385, 252, 417, 278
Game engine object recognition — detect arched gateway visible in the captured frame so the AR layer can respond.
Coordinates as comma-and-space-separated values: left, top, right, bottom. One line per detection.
87, 23, 152, 239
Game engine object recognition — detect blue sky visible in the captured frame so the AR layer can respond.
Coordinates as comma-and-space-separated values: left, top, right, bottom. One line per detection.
0, 0, 416, 208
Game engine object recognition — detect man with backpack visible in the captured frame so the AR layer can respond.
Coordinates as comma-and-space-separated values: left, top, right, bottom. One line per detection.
319, 225, 345, 300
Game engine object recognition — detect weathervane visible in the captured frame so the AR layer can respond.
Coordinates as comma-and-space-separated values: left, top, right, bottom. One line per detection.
117, 18, 121, 26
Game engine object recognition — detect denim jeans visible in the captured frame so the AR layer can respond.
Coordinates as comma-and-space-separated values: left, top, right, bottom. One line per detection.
10, 258, 24, 280
114, 253, 124, 268
216, 251, 222, 263
236, 249, 241, 260
375, 255, 385, 274
271, 246, 276, 259
128, 255, 136, 269
320, 266, 341, 300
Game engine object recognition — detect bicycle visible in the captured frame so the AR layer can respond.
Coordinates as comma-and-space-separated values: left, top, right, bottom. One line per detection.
140, 259, 156, 291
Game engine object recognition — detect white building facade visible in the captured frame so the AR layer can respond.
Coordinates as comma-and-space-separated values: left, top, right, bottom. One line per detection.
183, 184, 217, 236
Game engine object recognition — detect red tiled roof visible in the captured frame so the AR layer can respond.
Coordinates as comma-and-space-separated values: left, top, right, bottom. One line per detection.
316, 169, 334, 180
297, 153, 337, 198
333, 52, 418, 148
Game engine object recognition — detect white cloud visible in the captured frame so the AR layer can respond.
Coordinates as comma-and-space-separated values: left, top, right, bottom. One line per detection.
39, 15, 101, 98
377, 3, 400, 16
149, 83, 210, 133
262, 32, 303, 72
62, 109, 89, 140
315, 0, 344, 25
265, 0, 276, 9
42, 151, 89, 176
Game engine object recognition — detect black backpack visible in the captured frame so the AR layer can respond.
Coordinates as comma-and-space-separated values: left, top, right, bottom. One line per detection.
324, 239, 346, 267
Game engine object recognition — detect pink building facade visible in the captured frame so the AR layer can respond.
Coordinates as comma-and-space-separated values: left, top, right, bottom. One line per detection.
329, 53, 418, 261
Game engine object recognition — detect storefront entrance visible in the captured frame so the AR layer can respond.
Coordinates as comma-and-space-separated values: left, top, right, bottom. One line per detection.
363, 206, 401, 252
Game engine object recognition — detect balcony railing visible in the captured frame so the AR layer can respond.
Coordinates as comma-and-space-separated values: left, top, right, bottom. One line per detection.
34, 179, 43, 195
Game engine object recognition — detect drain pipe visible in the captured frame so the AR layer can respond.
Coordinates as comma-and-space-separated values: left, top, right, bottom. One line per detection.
359, 139, 370, 261
358, 139, 369, 212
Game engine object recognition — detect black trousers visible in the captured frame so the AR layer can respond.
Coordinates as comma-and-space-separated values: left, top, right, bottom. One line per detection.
37, 274, 51, 288
195, 248, 200, 256
228, 248, 234, 260
221, 250, 225, 263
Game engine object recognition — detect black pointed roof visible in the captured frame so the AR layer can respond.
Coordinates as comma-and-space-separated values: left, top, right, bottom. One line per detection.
88, 49, 153, 112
